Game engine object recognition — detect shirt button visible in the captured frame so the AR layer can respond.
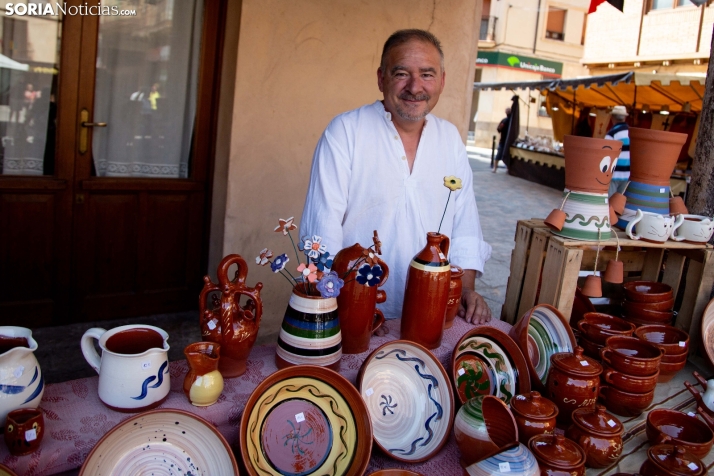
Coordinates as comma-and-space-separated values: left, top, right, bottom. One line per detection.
394, 135, 398, 140
401, 156, 406, 160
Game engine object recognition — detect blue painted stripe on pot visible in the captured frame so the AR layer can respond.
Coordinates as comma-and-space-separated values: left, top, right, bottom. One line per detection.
626, 181, 670, 196
625, 191, 670, 204
284, 304, 338, 323
281, 320, 341, 339
277, 337, 342, 357
283, 314, 340, 331
624, 203, 668, 214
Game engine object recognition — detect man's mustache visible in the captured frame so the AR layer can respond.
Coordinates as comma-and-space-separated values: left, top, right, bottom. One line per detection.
399, 93, 430, 102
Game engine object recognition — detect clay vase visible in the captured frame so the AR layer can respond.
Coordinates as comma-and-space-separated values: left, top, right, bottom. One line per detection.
0, 327, 44, 425
183, 342, 224, 407
444, 265, 464, 329
509, 391, 559, 445
401, 232, 452, 349
640, 445, 706, 476
565, 405, 624, 468
628, 128, 688, 187
331, 243, 388, 354
546, 347, 602, 425
199, 254, 263, 378
454, 395, 519, 466
528, 434, 586, 476
4, 408, 43, 456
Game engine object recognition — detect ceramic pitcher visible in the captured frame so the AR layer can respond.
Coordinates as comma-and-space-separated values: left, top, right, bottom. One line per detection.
81, 324, 170, 412
199, 254, 263, 378
331, 243, 388, 354
0, 327, 44, 424
183, 342, 224, 407
401, 232, 451, 349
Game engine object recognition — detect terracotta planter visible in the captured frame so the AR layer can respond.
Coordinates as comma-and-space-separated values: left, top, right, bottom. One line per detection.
528, 434, 586, 476
183, 342, 223, 407
332, 243, 389, 354
546, 347, 602, 425
628, 128, 687, 187
444, 265, 464, 329
640, 445, 706, 476
401, 232, 451, 349
563, 135, 622, 194
617, 180, 672, 230
509, 391, 558, 445
565, 405, 623, 468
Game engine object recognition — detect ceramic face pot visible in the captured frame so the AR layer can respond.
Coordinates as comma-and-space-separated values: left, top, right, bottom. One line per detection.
0, 327, 44, 424
454, 395, 519, 466
640, 444, 706, 476
601, 363, 659, 394
199, 254, 263, 378
628, 128, 688, 187
563, 135, 622, 194
565, 405, 623, 468
401, 232, 451, 349
444, 265, 464, 329
546, 347, 602, 425
601, 336, 663, 376
4, 408, 43, 456
528, 434, 586, 476
510, 391, 558, 445
331, 243, 388, 354
81, 324, 170, 412
578, 313, 636, 345
598, 385, 654, 417
646, 409, 714, 459
183, 342, 224, 407
671, 215, 714, 243
276, 285, 342, 371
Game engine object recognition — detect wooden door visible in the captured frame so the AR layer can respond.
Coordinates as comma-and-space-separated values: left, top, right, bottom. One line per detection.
0, 0, 226, 326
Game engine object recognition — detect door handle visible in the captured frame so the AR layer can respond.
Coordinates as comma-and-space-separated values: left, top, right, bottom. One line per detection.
81, 122, 107, 127
79, 109, 107, 154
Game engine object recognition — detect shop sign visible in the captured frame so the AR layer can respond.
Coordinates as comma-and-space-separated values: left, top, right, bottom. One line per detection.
476, 51, 562, 77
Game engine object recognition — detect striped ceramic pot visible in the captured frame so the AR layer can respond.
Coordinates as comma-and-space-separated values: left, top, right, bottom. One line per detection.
554, 190, 612, 241
275, 286, 342, 371
616, 180, 671, 230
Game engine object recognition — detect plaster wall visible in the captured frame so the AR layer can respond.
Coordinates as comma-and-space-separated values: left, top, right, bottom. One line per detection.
220, 0, 482, 342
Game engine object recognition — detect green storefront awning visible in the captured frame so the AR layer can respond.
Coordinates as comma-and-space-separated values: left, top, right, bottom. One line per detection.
476, 51, 563, 77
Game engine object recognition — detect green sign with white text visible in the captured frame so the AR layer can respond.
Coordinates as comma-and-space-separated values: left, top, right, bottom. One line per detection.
476, 51, 562, 77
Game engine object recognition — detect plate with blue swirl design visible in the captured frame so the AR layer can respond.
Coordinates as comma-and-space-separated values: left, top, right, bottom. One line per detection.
357, 340, 454, 463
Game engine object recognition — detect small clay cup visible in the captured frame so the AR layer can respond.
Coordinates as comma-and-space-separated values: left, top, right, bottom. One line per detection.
601, 336, 663, 377
603, 260, 624, 284
4, 408, 44, 456
624, 298, 675, 312
599, 385, 654, 417
582, 275, 603, 298
635, 325, 689, 355
510, 391, 559, 445
646, 409, 714, 459
640, 444, 706, 476
601, 363, 659, 394
610, 192, 627, 215
579, 335, 605, 360
545, 209, 566, 231
528, 433, 586, 476
565, 405, 623, 469
578, 313, 636, 345
623, 281, 673, 303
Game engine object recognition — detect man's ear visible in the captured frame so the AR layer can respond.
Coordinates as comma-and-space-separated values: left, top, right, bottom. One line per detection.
377, 67, 385, 93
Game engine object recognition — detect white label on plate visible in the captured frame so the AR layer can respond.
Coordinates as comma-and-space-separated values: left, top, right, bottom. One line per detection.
365, 388, 374, 397
499, 462, 511, 472
13, 366, 23, 378
24, 429, 37, 442
439, 252, 446, 260
207, 319, 217, 330
679, 341, 686, 347
580, 360, 589, 366
295, 412, 305, 423
458, 368, 466, 376
607, 419, 617, 427
142, 361, 151, 370
688, 463, 699, 471
660, 188, 666, 193
688, 412, 696, 417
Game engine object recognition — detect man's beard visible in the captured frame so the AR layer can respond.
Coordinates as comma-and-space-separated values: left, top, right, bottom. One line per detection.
395, 93, 431, 121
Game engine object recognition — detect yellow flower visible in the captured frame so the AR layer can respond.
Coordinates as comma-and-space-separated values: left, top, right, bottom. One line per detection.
443, 176, 462, 191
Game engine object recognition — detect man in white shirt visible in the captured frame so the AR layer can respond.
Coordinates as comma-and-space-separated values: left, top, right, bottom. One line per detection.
300, 29, 492, 325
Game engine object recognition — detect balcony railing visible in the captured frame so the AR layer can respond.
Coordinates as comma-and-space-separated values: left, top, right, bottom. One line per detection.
480, 16, 498, 41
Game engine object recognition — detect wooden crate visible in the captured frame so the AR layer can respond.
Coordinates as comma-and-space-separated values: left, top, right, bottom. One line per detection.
501, 219, 714, 355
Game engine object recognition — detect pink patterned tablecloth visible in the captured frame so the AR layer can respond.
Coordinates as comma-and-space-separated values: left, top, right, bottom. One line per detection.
0, 317, 512, 475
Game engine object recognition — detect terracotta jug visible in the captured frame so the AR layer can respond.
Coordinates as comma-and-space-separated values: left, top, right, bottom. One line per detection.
199, 254, 263, 378
331, 243, 388, 354
183, 342, 224, 407
401, 232, 451, 349
444, 265, 464, 329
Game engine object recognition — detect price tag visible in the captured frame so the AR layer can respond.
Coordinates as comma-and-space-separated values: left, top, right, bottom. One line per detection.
13, 366, 23, 379
365, 388, 374, 397
607, 419, 617, 427
439, 252, 446, 260
207, 319, 217, 330
605, 198, 609, 204
660, 188, 666, 193
580, 360, 589, 366
295, 412, 305, 423
499, 461, 511, 473
457, 368, 466, 376
679, 341, 686, 347
24, 429, 37, 442
688, 412, 696, 417
688, 463, 699, 471
142, 361, 151, 370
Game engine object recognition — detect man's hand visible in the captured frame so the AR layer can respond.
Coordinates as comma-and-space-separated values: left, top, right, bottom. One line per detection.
457, 269, 492, 325
373, 326, 389, 337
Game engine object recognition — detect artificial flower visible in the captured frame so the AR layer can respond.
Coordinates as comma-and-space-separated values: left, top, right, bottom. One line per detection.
271, 254, 289, 272
274, 217, 297, 235
362, 248, 378, 266
356, 263, 383, 287
297, 263, 318, 283
302, 235, 327, 260
255, 248, 273, 266
372, 231, 382, 255
443, 176, 462, 191
316, 251, 333, 271
316, 271, 344, 298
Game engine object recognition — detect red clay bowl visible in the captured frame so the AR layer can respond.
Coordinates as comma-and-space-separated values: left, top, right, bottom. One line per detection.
623, 305, 673, 324
624, 297, 675, 312
661, 351, 689, 364
646, 409, 714, 459
599, 385, 654, 417
658, 359, 688, 383
635, 325, 689, 355
578, 313, 636, 345
601, 363, 659, 394
622, 314, 672, 328
623, 281, 673, 303
601, 336, 664, 376
579, 335, 605, 361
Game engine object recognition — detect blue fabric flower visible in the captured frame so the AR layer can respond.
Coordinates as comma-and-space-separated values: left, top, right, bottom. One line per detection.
271, 254, 289, 273
316, 252, 333, 271
356, 263, 383, 287
316, 271, 344, 298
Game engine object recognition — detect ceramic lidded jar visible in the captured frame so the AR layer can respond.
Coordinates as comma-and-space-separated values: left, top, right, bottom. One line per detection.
640, 444, 706, 476
528, 434, 586, 476
510, 391, 559, 445
444, 265, 464, 329
401, 232, 452, 349
565, 405, 623, 468
547, 347, 602, 425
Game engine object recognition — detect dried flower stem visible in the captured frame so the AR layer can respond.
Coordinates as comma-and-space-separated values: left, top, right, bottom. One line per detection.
287, 230, 302, 266
437, 190, 452, 235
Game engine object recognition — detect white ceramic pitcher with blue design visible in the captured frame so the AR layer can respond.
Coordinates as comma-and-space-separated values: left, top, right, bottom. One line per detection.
81, 324, 170, 412
0, 327, 44, 424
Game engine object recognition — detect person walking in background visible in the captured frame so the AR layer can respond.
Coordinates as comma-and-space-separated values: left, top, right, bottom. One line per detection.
606, 105, 630, 195
492, 107, 511, 173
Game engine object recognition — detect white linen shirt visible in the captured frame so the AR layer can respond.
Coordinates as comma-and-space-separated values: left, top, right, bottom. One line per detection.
300, 101, 492, 319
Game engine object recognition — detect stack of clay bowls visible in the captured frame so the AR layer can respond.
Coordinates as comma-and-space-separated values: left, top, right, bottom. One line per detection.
622, 281, 674, 327
599, 336, 663, 417
577, 312, 636, 360
635, 325, 689, 383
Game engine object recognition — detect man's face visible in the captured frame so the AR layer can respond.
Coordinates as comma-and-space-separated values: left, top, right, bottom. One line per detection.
377, 40, 445, 123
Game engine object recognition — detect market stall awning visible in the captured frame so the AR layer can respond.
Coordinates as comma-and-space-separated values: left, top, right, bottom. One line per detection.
0, 54, 29, 71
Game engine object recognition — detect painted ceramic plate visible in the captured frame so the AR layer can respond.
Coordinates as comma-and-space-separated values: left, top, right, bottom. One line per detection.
701, 297, 714, 368
358, 340, 454, 463
240, 365, 372, 476
452, 327, 531, 405
0, 464, 17, 476
79, 409, 238, 475
454, 352, 498, 402
463, 443, 539, 476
